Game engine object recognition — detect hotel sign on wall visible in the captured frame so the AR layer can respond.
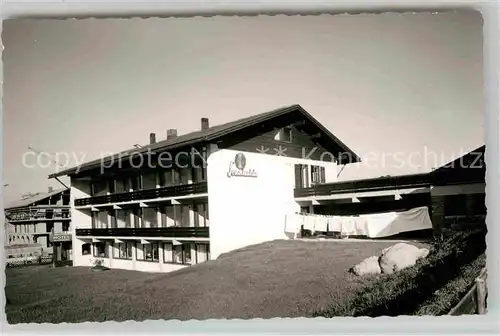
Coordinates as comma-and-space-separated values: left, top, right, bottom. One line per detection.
49, 233, 73, 243
227, 153, 258, 178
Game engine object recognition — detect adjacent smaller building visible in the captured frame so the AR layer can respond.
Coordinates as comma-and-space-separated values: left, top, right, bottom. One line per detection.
4, 187, 72, 261
294, 145, 486, 239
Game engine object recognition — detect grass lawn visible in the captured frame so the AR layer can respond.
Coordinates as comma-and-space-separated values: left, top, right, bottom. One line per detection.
5, 239, 429, 323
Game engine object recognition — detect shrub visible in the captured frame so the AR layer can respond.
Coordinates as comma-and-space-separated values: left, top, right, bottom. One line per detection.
413, 253, 486, 315
315, 229, 486, 317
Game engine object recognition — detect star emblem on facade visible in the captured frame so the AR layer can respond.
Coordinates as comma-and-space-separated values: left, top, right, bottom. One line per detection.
256, 145, 269, 154
273, 145, 288, 156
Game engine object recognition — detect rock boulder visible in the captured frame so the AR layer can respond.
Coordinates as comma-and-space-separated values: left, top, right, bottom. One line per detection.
351, 255, 382, 276
378, 243, 429, 274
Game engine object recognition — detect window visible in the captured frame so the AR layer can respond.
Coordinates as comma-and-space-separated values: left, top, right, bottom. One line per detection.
311, 165, 326, 185
91, 212, 97, 228
94, 211, 109, 229
174, 205, 183, 227
195, 243, 210, 264
109, 210, 117, 228
131, 175, 142, 191
142, 208, 158, 228
132, 208, 142, 228
91, 180, 108, 196
180, 168, 190, 184
192, 165, 206, 183
277, 127, 292, 143
142, 171, 157, 190
116, 209, 131, 228
194, 203, 209, 227
82, 243, 91, 255
93, 242, 108, 258
173, 168, 181, 185
162, 205, 175, 227
108, 179, 116, 194
136, 243, 159, 262
63, 194, 71, 205
114, 242, 133, 260
116, 177, 130, 193
444, 194, 467, 217
181, 205, 190, 227
62, 222, 70, 231
164, 242, 192, 264
161, 170, 174, 187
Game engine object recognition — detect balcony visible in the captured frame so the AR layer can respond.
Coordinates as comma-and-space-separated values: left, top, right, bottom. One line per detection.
75, 182, 208, 207
75, 227, 209, 238
295, 173, 432, 198
6, 209, 71, 222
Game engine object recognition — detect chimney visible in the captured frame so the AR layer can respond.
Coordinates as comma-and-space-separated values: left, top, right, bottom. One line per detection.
48, 186, 54, 193
201, 118, 209, 130
167, 129, 178, 140
150, 133, 156, 144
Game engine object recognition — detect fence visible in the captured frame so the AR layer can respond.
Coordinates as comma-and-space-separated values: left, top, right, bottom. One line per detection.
448, 267, 487, 315
5, 256, 73, 269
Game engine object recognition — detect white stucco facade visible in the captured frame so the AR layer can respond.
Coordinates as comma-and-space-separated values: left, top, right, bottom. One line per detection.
207, 149, 337, 259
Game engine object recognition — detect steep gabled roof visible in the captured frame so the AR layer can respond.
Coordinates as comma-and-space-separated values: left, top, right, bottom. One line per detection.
433, 145, 485, 173
48, 104, 361, 179
4, 187, 69, 210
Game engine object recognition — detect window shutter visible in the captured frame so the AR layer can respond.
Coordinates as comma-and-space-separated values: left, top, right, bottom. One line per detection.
294, 164, 303, 188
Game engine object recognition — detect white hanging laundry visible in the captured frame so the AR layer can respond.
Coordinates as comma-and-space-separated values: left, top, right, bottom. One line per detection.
314, 215, 328, 232
303, 215, 315, 231
354, 216, 369, 236
327, 216, 342, 232
341, 217, 356, 236
285, 213, 302, 235
361, 206, 433, 238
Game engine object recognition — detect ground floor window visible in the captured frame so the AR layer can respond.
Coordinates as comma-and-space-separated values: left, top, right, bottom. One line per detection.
93, 242, 108, 258
163, 242, 192, 265
136, 243, 159, 262
114, 242, 133, 260
82, 243, 91, 255
195, 243, 210, 263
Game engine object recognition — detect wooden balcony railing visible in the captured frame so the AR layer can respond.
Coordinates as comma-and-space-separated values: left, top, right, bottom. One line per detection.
74, 182, 208, 206
294, 173, 432, 198
5, 210, 71, 222
75, 227, 209, 238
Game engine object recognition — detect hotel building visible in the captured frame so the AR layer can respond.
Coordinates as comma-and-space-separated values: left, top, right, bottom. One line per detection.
4, 187, 72, 260
49, 104, 360, 273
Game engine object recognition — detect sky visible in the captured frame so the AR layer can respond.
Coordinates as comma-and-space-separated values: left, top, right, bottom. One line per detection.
2, 12, 484, 203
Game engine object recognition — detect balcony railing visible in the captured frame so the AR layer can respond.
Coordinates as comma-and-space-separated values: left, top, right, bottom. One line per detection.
75, 227, 209, 238
5, 210, 71, 222
75, 182, 208, 206
294, 173, 431, 198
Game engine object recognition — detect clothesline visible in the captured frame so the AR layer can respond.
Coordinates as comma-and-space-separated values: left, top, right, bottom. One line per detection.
285, 206, 433, 239
286, 212, 366, 237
